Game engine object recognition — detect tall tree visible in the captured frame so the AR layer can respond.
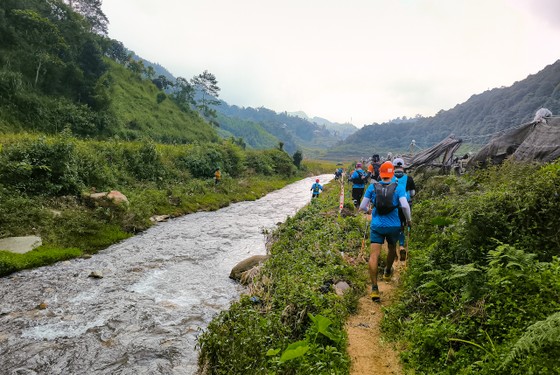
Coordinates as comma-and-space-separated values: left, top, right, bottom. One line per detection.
191, 70, 221, 121
172, 76, 195, 110
10, 9, 69, 87
63, 0, 108, 35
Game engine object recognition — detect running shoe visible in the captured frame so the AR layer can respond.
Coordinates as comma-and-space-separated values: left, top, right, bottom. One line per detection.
370, 285, 380, 301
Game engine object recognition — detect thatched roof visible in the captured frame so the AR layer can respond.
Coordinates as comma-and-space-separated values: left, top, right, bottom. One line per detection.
407, 135, 463, 170
469, 116, 560, 166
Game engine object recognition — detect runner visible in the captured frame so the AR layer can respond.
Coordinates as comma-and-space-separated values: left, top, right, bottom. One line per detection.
358, 161, 411, 301
310, 178, 323, 199
350, 163, 367, 208
391, 157, 416, 260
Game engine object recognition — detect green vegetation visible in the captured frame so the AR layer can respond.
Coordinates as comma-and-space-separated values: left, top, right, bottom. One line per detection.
382, 161, 560, 374
0, 132, 335, 276
197, 182, 369, 374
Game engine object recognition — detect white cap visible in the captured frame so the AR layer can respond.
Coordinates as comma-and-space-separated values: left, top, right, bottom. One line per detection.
393, 158, 405, 168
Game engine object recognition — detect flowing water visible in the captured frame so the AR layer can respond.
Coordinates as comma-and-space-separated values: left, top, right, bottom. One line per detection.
0, 175, 332, 375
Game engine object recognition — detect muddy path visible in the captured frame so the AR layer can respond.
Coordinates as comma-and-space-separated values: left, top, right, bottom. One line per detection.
346, 256, 405, 375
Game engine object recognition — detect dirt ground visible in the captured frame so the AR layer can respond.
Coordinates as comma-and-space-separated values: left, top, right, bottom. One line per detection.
345, 259, 405, 375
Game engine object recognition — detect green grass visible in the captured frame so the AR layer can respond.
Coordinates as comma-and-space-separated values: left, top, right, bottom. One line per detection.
0, 246, 82, 276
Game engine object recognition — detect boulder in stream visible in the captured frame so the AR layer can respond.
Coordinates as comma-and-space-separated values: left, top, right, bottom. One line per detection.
230, 255, 270, 282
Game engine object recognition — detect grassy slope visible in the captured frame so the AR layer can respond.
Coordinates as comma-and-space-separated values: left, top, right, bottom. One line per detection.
106, 60, 218, 143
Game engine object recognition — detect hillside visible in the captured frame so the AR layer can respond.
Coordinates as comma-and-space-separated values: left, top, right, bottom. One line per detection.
0, 1, 216, 144
288, 111, 358, 139
326, 60, 560, 160
216, 103, 353, 155
105, 60, 217, 143
215, 113, 280, 149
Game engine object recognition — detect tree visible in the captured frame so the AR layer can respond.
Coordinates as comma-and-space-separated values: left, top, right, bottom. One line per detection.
10, 9, 69, 88
152, 74, 174, 91
63, 0, 109, 35
172, 76, 195, 110
104, 39, 128, 64
292, 149, 303, 168
191, 70, 221, 121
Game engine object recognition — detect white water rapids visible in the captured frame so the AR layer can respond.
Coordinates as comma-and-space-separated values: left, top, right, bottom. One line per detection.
0, 175, 333, 375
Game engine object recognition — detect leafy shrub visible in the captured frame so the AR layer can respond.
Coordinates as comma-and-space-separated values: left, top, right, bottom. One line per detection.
0, 132, 83, 196
383, 161, 560, 374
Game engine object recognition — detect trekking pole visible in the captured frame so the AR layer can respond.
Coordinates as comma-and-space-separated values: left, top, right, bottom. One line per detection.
358, 217, 369, 263
405, 226, 411, 270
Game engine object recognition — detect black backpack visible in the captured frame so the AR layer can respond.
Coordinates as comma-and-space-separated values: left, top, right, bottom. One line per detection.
374, 182, 397, 215
352, 170, 366, 184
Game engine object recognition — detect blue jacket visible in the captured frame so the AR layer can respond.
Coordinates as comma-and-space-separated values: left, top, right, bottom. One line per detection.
351, 169, 366, 188
362, 181, 407, 228
311, 183, 323, 194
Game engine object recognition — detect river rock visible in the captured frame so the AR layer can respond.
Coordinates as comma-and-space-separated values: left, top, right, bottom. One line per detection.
88, 271, 103, 279
0, 236, 42, 254
87, 190, 129, 207
229, 255, 270, 281
150, 215, 170, 223
334, 281, 351, 296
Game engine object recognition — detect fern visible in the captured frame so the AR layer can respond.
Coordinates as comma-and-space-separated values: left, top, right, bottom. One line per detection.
502, 311, 560, 366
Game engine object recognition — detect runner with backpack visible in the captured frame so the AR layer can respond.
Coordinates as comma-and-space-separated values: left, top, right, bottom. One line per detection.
310, 178, 323, 199
392, 158, 416, 261
358, 161, 412, 302
350, 163, 367, 208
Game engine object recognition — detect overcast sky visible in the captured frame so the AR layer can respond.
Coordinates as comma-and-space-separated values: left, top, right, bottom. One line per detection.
101, 0, 560, 127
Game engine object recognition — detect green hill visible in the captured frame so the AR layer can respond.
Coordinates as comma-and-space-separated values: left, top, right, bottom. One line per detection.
0, 0, 216, 144
326, 60, 560, 159
104, 60, 217, 143
216, 103, 355, 156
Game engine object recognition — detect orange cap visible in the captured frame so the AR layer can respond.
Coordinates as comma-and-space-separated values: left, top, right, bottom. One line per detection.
379, 161, 394, 179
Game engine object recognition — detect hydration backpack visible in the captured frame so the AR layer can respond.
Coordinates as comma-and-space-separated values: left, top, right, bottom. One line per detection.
352, 170, 366, 184
374, 182, 397, 215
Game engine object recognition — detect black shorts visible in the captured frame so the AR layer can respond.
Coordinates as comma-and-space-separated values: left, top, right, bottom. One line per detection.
352, 187, 365, 205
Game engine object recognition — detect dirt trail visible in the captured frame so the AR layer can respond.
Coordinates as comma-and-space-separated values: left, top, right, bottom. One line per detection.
346, 260, 405, 375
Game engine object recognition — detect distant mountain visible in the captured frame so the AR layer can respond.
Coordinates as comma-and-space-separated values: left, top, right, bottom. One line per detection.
287, 111, 358, 139
325, 60, 560, 160
216, 104, 356, 155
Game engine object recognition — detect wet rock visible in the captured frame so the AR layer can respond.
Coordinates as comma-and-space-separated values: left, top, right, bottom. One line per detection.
239, 265, 261, 285
150, 215, 170, 223
0, 236, 42, 254
88, 271, 103, 279
229, 255, 269, 281
36, 302, 48, 310
334, 281, 351, 296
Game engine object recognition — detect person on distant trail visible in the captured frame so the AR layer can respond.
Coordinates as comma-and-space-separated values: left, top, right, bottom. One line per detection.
214, 168, 221, 185
310, 178, 323, 199
350, 163, 367, 208
334, 168, 343, 181
391, 158, 416, 261
370, 154, 381, 181
358, 161, 411, 302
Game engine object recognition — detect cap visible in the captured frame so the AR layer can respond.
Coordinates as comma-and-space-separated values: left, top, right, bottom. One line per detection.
356, 162, 362, 168
316, 179, 319, 182
392, 158, 405, 168
379, 161, 395, 179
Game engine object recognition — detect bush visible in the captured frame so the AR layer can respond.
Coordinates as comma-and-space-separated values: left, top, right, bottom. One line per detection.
382, 161, 560, 374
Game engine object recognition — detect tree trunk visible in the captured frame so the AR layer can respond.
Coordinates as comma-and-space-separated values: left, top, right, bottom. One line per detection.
34, 60, 42, 87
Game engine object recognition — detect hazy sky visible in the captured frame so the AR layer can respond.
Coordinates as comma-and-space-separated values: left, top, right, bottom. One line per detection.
101, 0, 560, 127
